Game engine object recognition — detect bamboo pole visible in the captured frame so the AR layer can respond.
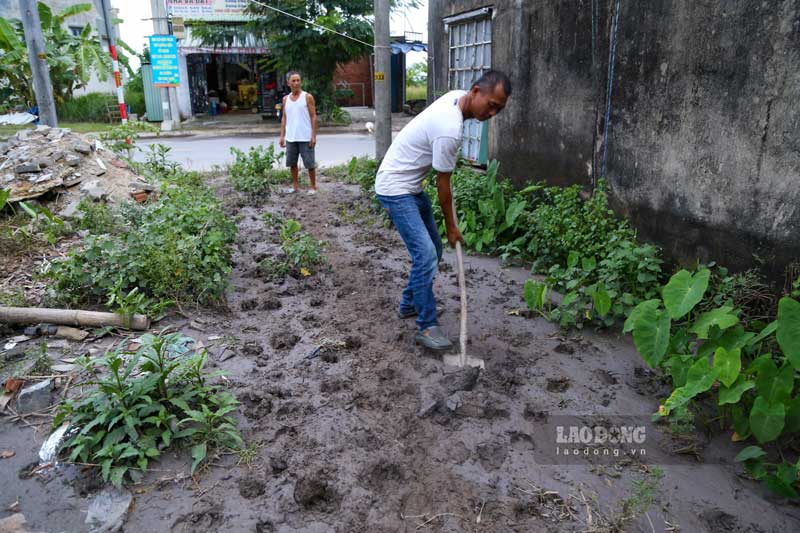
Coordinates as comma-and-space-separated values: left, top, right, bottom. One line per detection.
0, 307, 150, 330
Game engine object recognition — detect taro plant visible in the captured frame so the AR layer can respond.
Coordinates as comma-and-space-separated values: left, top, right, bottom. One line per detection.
429, 160, 527, 254
624, 268, 800, 497
54, 332, 242, 486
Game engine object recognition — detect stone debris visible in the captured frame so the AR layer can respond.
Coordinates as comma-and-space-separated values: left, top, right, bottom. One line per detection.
85, 488, 133, 533
0, 128, 146, 204
16, 379, 52, 414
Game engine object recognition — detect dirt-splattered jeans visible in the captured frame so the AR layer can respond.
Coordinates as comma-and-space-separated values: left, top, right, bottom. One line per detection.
377, 191, 443, 330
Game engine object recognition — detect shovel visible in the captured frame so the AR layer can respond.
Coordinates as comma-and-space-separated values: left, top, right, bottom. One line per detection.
442, 239, 486, 369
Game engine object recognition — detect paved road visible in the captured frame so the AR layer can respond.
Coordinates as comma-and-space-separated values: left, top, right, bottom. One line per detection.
138, 133, 376, 171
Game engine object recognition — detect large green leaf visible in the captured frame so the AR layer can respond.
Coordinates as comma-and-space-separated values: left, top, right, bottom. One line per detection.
631, 305, 671, 368
718, 376, 755, 405
698, 326, 754, 359
662, 269, 710, 320
504, 199, 527, 228
190, 442, 207, 473
592, 284, 612, 318
0, 18, 21, 51
756, 359, 794, 405
734, 445, 766, 462
750, 396, 785, 444
54, 2, 93, 25
623, 299, 660, 333
777, 297, 800, 370
664, 355, 694, 388
690, 306, 739, 339
663, 357, 719, 412
784, 396, 800, 433
712, 346, 741, 388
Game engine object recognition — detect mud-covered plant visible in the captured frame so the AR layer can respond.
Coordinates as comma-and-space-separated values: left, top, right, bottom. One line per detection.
279, 219, 325, 275
523, 279, 550, 317
54, 332, 242, 486
616, 467, 664, 527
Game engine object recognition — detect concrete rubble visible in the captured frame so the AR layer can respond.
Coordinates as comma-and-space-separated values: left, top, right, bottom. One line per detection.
0, 127, 151, 209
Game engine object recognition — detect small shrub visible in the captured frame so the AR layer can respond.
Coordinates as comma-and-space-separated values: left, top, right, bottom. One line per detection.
229, 144, 286, 195
76, 199, 118, 234
99, 121, 159, 155
54, 332, 243, 486
258, 219, 325, 280
47, 173, 236, 309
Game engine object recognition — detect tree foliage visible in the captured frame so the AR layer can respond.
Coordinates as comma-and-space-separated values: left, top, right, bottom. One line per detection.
407, 61, 427, 86
248, 1, 374, 115
0, 2, 131, 109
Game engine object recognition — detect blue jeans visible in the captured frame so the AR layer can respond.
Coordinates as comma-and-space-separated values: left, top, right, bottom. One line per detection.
378, 192, 443, 330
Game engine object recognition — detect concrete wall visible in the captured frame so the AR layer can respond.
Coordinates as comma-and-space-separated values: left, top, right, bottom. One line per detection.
430, 0, 800, 279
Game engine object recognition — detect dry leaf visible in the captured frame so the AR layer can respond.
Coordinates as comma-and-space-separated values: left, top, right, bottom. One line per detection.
0, 450, 15, 459
4, 379, 24, 394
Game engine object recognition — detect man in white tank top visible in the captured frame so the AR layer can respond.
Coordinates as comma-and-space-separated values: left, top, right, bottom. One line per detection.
279, 72, 318, 194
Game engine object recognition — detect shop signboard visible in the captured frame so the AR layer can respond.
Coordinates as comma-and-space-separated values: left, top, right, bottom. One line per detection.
166, 0, 249, 21
149, 35, 181, 87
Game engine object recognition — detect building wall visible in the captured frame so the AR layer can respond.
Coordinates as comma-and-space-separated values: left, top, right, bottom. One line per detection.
430, 0, 800, 279
333, 56, 374, 107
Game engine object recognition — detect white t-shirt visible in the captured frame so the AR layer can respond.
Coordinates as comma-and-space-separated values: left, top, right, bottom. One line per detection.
375, 90, 465, 196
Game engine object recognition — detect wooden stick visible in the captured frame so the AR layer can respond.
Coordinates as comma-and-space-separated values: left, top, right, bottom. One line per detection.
455, 240, 468, 367
0, 306, 150, 330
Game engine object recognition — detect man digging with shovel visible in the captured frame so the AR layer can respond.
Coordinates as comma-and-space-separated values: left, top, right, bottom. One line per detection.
375, 71, 512, 351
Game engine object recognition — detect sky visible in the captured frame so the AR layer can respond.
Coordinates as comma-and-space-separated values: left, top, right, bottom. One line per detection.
113, 0, 429, 72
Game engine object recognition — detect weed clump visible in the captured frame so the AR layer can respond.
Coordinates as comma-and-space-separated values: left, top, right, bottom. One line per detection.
55, 332, 243, 486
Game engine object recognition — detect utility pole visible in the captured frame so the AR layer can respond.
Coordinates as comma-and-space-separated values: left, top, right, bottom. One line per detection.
150, 0, 180, 130
100, 0, 127, 124
18, 0, 57, 126
374, 0, 392, 161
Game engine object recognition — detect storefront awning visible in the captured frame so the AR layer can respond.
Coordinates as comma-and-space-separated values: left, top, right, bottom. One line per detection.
178, 25, 269, 56
391, 42, 427, 55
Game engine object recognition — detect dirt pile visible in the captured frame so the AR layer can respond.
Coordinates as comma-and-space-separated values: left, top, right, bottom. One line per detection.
0, 125, 144, 207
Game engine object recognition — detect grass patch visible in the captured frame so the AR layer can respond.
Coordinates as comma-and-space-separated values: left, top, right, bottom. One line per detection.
406, 85, 426, 100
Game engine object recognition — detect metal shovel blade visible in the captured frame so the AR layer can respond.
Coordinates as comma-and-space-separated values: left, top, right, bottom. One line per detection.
442, 353, 485, 369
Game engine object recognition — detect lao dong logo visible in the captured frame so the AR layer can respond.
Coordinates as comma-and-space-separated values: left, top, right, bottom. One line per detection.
556, 425, 646, 445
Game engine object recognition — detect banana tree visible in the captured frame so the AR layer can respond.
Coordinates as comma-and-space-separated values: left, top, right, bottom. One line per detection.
0, 2, 132, 109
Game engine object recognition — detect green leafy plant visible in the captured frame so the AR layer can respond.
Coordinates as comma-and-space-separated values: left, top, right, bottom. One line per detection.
229, 144, 287, 195
54, 332, 242, 486
76, 199, 118, 233
47, 172, 236, 309
99, 121, 159, 155
625, 268, 800, 497
258, 219, 325, 280
18, 201, 68, 245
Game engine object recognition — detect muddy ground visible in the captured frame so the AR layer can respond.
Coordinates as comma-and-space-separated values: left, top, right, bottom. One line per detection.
2, 173, 800, 532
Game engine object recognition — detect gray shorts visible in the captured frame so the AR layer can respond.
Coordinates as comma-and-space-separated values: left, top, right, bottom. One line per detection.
285, 141, 316, 169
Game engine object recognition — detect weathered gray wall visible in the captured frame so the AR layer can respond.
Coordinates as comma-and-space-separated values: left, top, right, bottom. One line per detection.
430, 0, 800, 279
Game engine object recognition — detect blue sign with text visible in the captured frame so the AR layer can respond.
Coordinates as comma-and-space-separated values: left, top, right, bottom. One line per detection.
149, 35, 181, 87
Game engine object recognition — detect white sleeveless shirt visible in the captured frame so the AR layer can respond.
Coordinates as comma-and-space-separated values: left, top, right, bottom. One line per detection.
284, 91, 313, 142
